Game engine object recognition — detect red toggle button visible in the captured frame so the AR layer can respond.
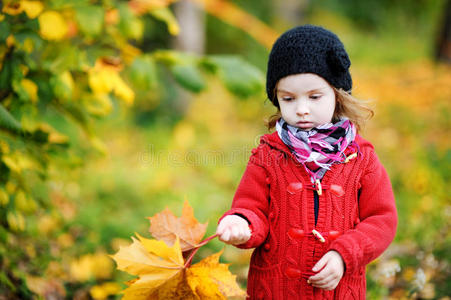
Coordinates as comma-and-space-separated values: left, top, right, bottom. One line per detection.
287, 182, 303, 194
288, 228, 305, 240
330, 184, 345, 197
328, 230, 341, 241
285, 267, 302, 279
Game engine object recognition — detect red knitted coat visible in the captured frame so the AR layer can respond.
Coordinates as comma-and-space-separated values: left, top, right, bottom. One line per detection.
220, 132, 397, 300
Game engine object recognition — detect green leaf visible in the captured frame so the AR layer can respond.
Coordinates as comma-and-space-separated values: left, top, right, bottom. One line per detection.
0, 104, 22, 133
149, 7, 180, 36
208, 55, 264, 98
171, 63, 206, 93
0, 22, 11, 43
128, 55, 158, 90
42, 44, 80, 73
0, 57, 13, 92
118, 3, 143, 40
75, 5, 104, 36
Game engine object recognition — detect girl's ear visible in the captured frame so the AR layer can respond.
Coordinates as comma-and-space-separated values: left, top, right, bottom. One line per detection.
327, 46, 351, 73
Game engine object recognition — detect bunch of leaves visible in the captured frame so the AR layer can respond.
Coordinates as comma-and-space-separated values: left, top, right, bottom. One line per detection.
111, 201, 246, 299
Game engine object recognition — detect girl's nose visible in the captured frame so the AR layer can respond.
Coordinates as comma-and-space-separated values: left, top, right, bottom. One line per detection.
296, 100, 309, 116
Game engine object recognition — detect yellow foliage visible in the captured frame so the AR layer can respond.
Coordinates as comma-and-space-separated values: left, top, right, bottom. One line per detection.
173, 121, 196, 149
113, 75, 135, 105
128, 0, 177, 15
112, 234, 183, 277
186, 251, 246, 299
85, 93, 113, 116
6, 181, 17, 194
6, 35, 16, 48
88, 64, 135, 105
7, 211, 25, 232
192, 0, 278, 49
38, 214, 60, 234
57, 233, 74, 249
70, 252, 114, 282
90, 282, 122, 300
60, 71, 74, 95
88, 69, 116, 95
38, 11, 68, 40
21, 78, 38, 103
89, 136, 108, 155
22, 38, 34, 53
111, 231, 246, 299
0, 140, 9, 154
2, 2, 23, 15
121, 43, 142, 65
2, 1, 43, 18
0, 188, 9, 206
21, 0, 44, 18
14, 190, 37, 214
111, 235, 185, 299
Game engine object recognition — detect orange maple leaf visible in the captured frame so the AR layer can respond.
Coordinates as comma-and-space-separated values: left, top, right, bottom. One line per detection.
148, 200, 208, 252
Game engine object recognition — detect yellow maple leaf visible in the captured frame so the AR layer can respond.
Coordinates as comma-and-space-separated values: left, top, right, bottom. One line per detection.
38, 11, 68, 40
111, 234, 188, 300
148, 200, 208, 252
187, 251, 246, 299
21, 0, 44, 19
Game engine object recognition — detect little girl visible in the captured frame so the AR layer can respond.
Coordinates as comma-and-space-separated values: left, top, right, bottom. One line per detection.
216, 25, 397, 299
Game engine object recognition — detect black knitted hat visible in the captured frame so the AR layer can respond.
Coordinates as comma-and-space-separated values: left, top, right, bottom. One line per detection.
266, 24, 352, 107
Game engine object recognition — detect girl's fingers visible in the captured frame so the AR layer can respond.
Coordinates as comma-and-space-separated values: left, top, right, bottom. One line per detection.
221, 230, 231, 242
231, 226, 239, 239
312, 255, 329, 272
310, 272, 335, 286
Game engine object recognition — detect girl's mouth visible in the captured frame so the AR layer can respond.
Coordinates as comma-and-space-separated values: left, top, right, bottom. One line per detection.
296, 121, 314, 129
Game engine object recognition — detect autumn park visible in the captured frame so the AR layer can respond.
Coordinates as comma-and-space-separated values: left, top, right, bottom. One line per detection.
0, 0, 450, 299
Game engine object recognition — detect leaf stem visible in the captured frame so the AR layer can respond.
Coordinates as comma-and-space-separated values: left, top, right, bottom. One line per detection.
184, 233, 219, 268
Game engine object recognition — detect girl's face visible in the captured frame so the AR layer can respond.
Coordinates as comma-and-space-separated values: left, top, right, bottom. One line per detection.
276, 73, 336, 130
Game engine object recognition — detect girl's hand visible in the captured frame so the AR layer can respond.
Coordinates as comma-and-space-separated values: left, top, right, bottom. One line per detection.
216, 215, 251, 245
308, 250, 344, 290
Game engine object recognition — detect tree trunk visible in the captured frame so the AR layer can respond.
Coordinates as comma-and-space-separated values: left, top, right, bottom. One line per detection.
274, 0, 310, 27
171, 0, 206, 114
436, 0, 451, 63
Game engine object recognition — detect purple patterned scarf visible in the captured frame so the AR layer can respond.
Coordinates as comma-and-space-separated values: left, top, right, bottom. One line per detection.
276, 117, 358, 183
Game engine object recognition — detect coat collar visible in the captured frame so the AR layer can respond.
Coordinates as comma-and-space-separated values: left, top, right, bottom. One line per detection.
260, 131, 292, 155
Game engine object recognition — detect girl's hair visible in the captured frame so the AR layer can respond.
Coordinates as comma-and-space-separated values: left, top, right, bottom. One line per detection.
265, 87, 374, 132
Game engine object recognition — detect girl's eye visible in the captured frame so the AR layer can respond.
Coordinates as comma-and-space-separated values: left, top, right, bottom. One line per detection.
281, 96, 293, 101
310, 94, 322, 100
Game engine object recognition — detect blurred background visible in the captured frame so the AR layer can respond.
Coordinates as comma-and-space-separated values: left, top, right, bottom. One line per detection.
0, 0, 450, 299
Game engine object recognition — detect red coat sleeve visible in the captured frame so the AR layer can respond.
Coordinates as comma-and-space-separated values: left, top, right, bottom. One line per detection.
328, 149, 398, 274
218, 148, 270, 249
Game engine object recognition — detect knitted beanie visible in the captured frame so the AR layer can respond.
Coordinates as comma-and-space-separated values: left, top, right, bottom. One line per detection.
266, 24, 352, 107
